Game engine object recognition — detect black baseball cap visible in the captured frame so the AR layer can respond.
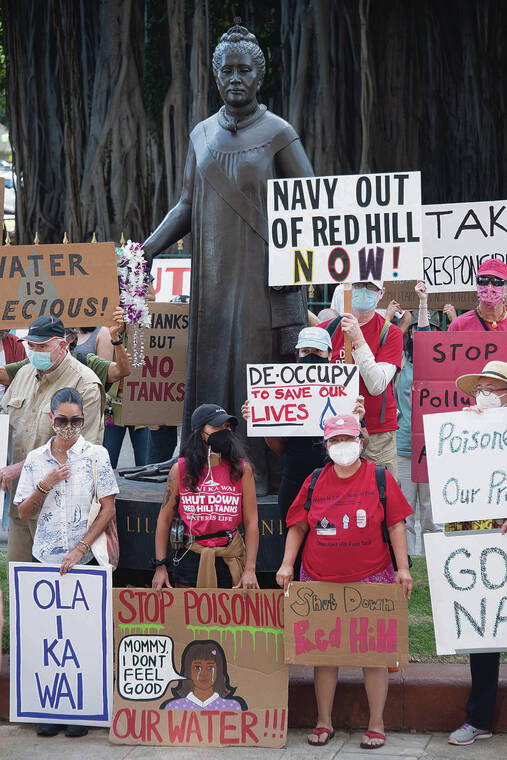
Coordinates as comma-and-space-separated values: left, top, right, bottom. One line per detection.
191, 404, 238, 431
26, 315, 65, 343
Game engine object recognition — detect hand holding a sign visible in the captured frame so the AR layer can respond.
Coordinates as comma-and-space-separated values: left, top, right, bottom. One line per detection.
340, 313, 365, 348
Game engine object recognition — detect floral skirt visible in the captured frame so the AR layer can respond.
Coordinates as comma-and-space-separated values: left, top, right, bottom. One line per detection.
299, 562, 396, 584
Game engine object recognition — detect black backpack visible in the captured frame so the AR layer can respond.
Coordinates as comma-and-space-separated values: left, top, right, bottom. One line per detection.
304, 463, 412, 571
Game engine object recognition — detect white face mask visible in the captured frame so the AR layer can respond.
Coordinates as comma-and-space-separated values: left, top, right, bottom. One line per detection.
328, 441, 360, 467
476, 391, 504, 409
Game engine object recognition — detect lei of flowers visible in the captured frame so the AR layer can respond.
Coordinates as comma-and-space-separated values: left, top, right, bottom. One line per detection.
117, 240, 151, 367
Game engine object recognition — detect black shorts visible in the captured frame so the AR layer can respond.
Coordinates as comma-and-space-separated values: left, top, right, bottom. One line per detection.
170, 549, 233, 587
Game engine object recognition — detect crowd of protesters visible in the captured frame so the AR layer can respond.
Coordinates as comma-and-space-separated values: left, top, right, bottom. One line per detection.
1, 258, 506, 747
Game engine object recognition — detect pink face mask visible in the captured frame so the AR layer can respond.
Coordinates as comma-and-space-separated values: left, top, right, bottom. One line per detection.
477, 284, 504, 306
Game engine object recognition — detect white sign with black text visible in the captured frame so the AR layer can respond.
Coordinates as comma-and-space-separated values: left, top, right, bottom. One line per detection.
425, 532, 507, 655
246, 363, 359, 436
267, 172, 422, 286
423, 408, 507, 523
422, 200, 507, 293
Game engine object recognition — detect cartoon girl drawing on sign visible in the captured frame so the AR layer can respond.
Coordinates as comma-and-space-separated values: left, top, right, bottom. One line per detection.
160, 640, 247, 711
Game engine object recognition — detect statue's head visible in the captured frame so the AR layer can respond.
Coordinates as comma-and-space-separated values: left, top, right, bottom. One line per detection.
212, 24, 266, 108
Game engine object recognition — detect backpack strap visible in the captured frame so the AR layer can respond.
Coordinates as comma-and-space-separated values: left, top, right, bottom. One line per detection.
304, 467, 325, 511
324, 316, 342, 340
374, 464, 389, 544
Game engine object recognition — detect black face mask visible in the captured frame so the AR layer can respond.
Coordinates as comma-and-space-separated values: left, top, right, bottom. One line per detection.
208, 429, 233, 456
298, 353, 329, 364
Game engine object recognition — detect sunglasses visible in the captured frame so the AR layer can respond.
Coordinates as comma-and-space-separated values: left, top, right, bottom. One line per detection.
53, 415, 84, 427
477, 275, 505, 287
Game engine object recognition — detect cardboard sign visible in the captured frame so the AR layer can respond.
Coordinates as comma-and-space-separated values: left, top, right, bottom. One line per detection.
9, 563, 113, 726
0, 243, 119, 328
110, 588, 287, 748
0, 415, 8, 521
411, 331, 507, 482
378, 280, 479, 311
151, 258, 191, 301
246, 363, 359, 436
267, 172, 422, 286
425, 532, 507, 654
284, 581, 408, 668
423, 408, 507, 523
422, 201, 507, 294
121, 302, 188, 425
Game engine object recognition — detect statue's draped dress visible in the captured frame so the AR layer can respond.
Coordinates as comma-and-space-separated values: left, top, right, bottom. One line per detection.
183, 108, 311, 489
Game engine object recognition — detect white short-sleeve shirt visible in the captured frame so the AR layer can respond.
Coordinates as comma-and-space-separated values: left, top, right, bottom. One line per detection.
14, 435, 119, 563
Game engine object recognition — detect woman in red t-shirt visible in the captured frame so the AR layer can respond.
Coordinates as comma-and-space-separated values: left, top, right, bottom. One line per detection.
152, 403, 259, 590
277, 414, 412, 750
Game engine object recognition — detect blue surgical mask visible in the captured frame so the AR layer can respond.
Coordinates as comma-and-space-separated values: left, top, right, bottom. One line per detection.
26, 347, 54, 371
352, 288, 378, 313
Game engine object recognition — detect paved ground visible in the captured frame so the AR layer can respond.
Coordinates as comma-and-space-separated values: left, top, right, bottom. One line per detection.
2, 724, 506, 759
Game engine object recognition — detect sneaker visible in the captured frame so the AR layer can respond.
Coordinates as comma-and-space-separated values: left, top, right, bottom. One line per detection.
448, 722, 492, 745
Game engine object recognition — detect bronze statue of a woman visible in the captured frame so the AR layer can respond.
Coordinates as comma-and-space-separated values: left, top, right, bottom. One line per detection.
143, 24, 314, 490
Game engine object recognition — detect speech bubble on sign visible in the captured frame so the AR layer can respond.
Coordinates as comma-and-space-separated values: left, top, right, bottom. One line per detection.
118, 635, 185, 701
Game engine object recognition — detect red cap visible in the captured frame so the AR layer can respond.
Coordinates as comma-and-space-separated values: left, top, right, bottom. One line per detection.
323, 414, 360, 440
477, 259, 507, 280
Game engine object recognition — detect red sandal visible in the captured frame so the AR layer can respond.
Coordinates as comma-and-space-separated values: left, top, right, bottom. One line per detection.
307, 727, 335, 746
360, 730, 386, 749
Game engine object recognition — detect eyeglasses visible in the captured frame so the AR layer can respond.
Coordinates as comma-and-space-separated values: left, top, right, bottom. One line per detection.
352, 282, 379, 292
477, 276, 506, 287
470, 387, 507, 398
53, 415, 84, 427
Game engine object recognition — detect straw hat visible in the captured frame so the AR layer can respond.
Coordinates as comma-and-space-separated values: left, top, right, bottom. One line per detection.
456, 361, 507, 397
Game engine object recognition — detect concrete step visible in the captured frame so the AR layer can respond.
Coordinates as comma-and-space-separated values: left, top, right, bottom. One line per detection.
1, 656, 505, 732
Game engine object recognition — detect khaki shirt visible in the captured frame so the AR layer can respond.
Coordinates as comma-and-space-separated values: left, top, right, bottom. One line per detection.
2, 351, 105, 468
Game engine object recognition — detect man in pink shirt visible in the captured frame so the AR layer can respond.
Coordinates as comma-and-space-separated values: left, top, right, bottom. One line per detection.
448, 259, 507, 331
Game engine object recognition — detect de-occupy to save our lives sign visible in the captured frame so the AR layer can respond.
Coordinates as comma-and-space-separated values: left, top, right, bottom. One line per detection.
267, 171, 422, 286
246, 362, 359, 437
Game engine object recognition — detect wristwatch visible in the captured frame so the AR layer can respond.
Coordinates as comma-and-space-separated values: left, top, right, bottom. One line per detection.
110, 335, 124, 346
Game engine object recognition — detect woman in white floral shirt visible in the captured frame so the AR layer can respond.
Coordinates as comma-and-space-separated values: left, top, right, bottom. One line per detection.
16, 386, 119, 571
15, 386, 118, 738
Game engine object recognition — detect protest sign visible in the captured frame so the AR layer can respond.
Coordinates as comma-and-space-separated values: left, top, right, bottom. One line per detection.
121, 302, 188, 425
423, 407, 507, 523
422, 201, 507, 294
110, 588, 287, 748
425, 532, 507, 655
0, 414, 8, 521
9, 563, 113, 726
151, 258, 191, 301
411, 332, 507, 482
378, 280, 479, 311
0, 243, 118, 328
267, 172, 422, 286
284, 581, 408, 668
246, 362, 359, 436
